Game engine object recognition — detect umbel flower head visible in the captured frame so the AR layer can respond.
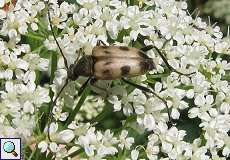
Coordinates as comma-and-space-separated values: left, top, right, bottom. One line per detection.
0, 0, 229, 159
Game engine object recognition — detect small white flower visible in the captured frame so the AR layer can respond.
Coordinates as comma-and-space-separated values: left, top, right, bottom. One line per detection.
186, 89, 194, 99
134, 105, 145, 114
46, 122, 58, 140
171, 108, 180, 119
97, 145, 118, 157
220, 102, 230, 114
85, 145, 94, 157
23, 101, 34, 114
58, 129, 75, 143
194, 94, 205, 106
223, 146, 230, 157
131, 149, 139, 160
108, 95, 122, 111
31, 23, 38, 31
38, 141, 48, 153
118, 130, 134, 150
143, 114, 156, 131
49, 142, 59, 153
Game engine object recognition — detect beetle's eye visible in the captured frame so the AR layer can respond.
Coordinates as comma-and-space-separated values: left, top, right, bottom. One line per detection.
69, 64, 74, 69
67, 64, 75, 80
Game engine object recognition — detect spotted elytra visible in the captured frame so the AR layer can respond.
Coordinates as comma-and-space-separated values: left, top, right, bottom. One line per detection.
46, 3, 194, 141
67, 44, 155, 81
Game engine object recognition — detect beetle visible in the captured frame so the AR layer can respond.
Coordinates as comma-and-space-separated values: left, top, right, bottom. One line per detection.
65, 41, 160, 97
46, 4, 194, 141
68, 42, 155, 81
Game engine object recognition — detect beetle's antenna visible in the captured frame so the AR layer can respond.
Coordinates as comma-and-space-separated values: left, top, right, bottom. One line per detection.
121, 78, 173, 125
140, 45, 195, 76
47, 1, 69, 141
47, 79, 69, 141
153, 46, 195, 76
138, 34, 195, 76
47, 2, 68, 70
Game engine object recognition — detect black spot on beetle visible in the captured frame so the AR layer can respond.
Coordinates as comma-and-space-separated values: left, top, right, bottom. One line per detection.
103, 70, 112, 77
103, 70, 110, 74
104, 61, 112, 65
138, 51, 149, 59
104, 50, 111, 54
119, 46, 129, 51
139, 60, 154, 72
148, 60, 155, 70
139, 61, 148, 72
101, 46, 109, 49
121, 65, 131, 76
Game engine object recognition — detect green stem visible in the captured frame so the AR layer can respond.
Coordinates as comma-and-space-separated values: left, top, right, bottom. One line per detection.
90, 101, 113, 123
33, 45, 44, 53
28, 149, 36, 160
47, 52, 57, 125
65, 87, 90, 125
25, 33, 45, 41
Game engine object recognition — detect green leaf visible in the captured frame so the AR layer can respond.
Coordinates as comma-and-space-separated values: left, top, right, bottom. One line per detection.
177, 85, 194, 90
147, 73, 170, 79
176, 111, 202, 143
126, 127, 148, 145
25, 32, 45, 41
222, 73, 230, 80
116, 28, 132, 42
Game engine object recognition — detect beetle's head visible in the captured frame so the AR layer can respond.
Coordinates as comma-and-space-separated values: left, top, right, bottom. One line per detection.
67, 64, 78, 80
67, 56, 93, 80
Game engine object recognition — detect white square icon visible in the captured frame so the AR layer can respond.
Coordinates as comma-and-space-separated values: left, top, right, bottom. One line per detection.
0, 138, 21, 160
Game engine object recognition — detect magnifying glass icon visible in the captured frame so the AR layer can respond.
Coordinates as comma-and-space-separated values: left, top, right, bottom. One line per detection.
3, 141, 18, 157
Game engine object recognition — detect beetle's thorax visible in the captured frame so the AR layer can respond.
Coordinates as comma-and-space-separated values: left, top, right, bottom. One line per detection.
67, 55, 94, 80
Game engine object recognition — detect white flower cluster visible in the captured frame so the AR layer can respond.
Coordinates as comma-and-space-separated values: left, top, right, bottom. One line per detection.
0, 42, 50, 138
0, 0, 50, 145
38, 122, 134, 159
0, 0, 229, 159
75, 95, 104, 121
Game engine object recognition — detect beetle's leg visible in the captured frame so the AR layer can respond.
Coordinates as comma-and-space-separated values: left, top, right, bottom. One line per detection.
90, 78, 106, 92
121, 78, 173, 125
140, 45, 154, 52
97, 40, 106, 46
74, 48, 84, 64
90, 78, 109, 97
90, 77, 97, 84
78, 77, 92, 96
48, 79, 69, 141
153, 46, 195, 76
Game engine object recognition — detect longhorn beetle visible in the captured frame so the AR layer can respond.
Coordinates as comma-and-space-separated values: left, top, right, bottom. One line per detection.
47, 3, 194, 141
